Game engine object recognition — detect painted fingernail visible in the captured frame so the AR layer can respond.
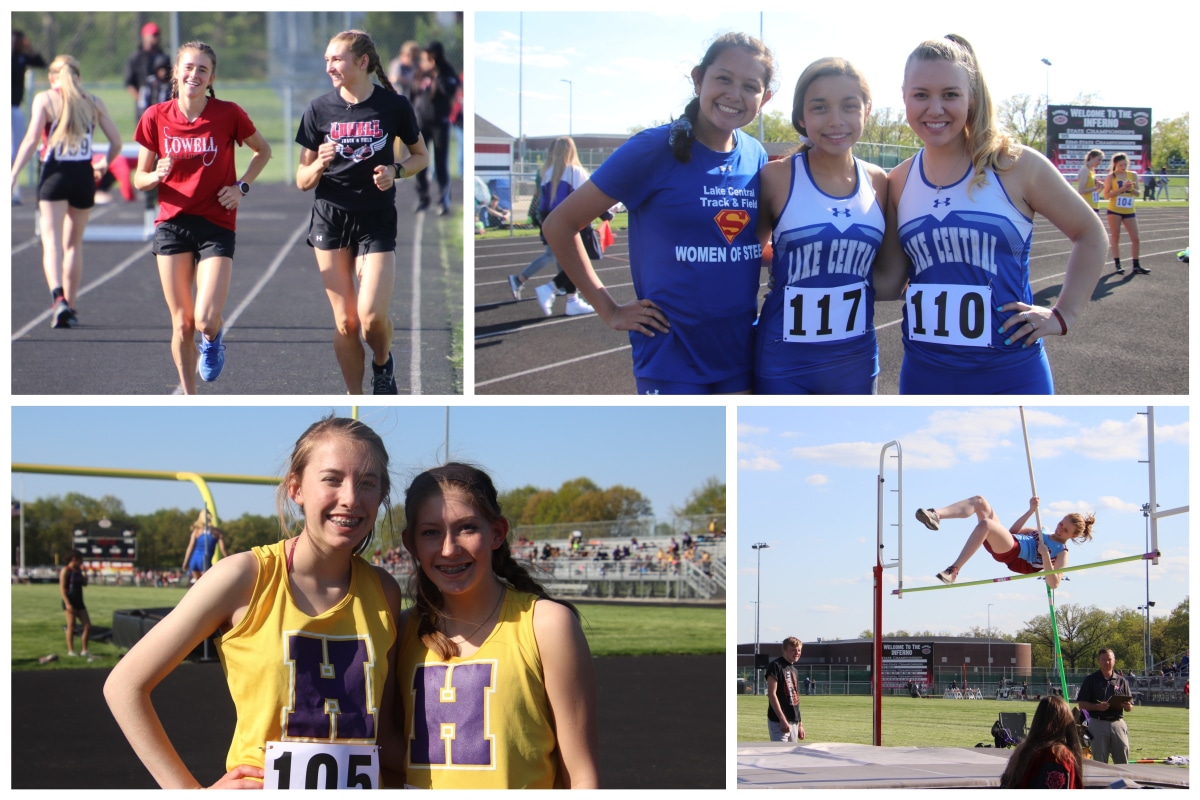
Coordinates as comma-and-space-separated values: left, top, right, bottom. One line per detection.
997, 327, 1004, 334
1004, 338, 1011, 345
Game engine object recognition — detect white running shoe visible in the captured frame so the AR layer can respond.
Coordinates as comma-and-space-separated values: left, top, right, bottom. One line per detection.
565, 294, 595, 316
535, 283, 556, 317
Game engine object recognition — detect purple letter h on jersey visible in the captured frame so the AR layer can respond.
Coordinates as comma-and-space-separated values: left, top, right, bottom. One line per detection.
411, 663, 494, 766
286, 635, 374, 739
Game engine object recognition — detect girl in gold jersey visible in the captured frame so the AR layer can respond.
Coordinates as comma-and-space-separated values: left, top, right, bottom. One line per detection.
397, 463, 600, 788
104, 416, 404, 788
1103, 152, 1147, 275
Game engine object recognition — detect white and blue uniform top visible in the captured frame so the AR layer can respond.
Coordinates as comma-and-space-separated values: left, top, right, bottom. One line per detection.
897, 150, 1039, 376
1015, 532, 1067, 569
590, 125, 767, 384
539, 163, 588, 217
755, 151, 885, 388
42, 116, 95, 163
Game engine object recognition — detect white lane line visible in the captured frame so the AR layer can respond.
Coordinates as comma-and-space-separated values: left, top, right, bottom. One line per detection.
12, 242, 154, 340
410, 210, 426, 394
475, 344, 631, 388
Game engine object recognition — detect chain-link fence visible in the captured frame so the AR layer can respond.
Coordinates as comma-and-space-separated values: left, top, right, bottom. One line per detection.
13, 12, 462, 187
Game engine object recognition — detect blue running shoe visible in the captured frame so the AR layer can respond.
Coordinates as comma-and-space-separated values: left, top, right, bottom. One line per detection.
198, 330, 226, 382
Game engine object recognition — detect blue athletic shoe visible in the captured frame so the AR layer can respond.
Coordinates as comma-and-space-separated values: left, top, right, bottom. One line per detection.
198, 330, 226, 382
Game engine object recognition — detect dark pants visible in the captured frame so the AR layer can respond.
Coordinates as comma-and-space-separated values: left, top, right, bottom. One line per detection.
416, 118, 451, 210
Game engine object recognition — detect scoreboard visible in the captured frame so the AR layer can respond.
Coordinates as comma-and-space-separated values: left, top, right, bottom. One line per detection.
73, 519, 137, 575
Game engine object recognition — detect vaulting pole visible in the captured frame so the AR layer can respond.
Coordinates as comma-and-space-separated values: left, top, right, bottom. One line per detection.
1020, 406, 1069, 701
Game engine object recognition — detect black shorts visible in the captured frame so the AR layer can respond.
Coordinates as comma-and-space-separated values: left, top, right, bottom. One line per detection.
38, 160, 96, 209
153, 213, 237, 260
307, 197, 397, 255
62, 598, 86, 612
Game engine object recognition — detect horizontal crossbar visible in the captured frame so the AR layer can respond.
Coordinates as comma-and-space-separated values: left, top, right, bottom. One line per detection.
892, 552, 1157, 596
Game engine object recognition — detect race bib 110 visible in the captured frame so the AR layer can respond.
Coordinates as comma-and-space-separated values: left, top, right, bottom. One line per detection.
905, 283, 992, 348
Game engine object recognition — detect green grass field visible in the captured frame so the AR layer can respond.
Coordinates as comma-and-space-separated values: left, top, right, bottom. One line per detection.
736, 694, 1188, 760
11, 583, 723, 670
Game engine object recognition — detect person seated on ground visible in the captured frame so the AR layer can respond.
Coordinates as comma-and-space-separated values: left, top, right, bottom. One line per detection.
916, 495, 1094, 586
479, 194, 510, 228
1000, 695, 1085, 788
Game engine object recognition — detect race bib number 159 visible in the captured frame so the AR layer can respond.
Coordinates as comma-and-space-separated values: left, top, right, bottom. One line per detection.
905, 283, 992, 348
264, 741, 379, 790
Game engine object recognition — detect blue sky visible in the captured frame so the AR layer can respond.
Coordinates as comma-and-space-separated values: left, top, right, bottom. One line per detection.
10, 406, 726, 526
735, 406, 1189, 646
475, 9, 1189, 139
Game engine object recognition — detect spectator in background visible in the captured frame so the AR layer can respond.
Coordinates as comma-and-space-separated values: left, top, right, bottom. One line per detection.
1000, 695, 1085, 788
1158, 173, 1170, 201
125, 21, 165, 119
387, 40, 420, 99
1142, 172, 1157, 201
60, 549, 91, 656
411, 41, 459, 215
12, 29, 47, 205
766, 637, 805, 741
1076, 648, 1133, 763
181, 511, 227, 585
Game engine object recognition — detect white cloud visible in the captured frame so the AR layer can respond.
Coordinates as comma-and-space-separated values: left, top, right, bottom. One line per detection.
1095, 495, 1144, 513
739, 456, 782, 471
806, 474, 829, 486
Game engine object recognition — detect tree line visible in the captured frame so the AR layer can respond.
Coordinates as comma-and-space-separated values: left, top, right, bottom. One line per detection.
12, 12, 462, 84
736, 96, 1187, 172
12, 477, 725, 569
862, 597, 1189, 675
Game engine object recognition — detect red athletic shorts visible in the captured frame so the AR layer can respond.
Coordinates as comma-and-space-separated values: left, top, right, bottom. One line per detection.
983, 538, 1039, 575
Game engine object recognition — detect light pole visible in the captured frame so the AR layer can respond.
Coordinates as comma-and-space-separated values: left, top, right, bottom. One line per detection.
1040, 58, 1052, 107
560, 79, 573, 137
987, 603, 993, 688
753, 542, 769, 694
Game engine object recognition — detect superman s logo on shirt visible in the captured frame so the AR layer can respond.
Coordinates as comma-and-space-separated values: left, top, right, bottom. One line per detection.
714, 209, 750, 245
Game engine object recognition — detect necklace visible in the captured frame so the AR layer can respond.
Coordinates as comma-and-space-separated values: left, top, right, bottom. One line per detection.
928, 150, 969, 194
443, 588, 505, 642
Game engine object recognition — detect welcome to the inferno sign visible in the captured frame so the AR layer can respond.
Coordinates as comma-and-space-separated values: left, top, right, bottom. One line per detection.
881, 642, 933, 688
1046, 105, 1152, 175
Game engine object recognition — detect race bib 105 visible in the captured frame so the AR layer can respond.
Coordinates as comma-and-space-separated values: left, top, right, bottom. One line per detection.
264, 741, 379, 790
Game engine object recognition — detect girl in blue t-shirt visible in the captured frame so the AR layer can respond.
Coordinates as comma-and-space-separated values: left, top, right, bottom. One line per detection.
754, 57, 905, 394
543, 33, 776, 394
914, 494, 1094, 586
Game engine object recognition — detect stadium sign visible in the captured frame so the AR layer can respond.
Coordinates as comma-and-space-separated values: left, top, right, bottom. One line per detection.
1046, 105, 1152, 175
881, 641, 933, 689
73, 519, 137, 574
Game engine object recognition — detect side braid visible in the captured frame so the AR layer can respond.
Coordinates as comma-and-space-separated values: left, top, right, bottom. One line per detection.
492, 540, 580, 620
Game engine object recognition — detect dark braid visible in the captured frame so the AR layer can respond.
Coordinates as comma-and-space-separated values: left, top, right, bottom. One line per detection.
332, 29, 397, 94
403, 462, 579, 661
670, 32, 776, 164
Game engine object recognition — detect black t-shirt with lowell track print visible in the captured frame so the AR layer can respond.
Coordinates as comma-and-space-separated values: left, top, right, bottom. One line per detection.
296, 86, 420, 213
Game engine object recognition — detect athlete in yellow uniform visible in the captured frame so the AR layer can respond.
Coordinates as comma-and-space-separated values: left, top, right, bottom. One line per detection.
397, 463, 600, 788
1103, 152, 1147, 275
1075, 148, 1104, 212
104, 417, 405, 789
399, 588, 559, 788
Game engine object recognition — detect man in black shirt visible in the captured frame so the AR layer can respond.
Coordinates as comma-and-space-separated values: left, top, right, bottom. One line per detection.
1076, 648, 1133, 763
766, 637, 805, 741
124, 21, 165, 120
